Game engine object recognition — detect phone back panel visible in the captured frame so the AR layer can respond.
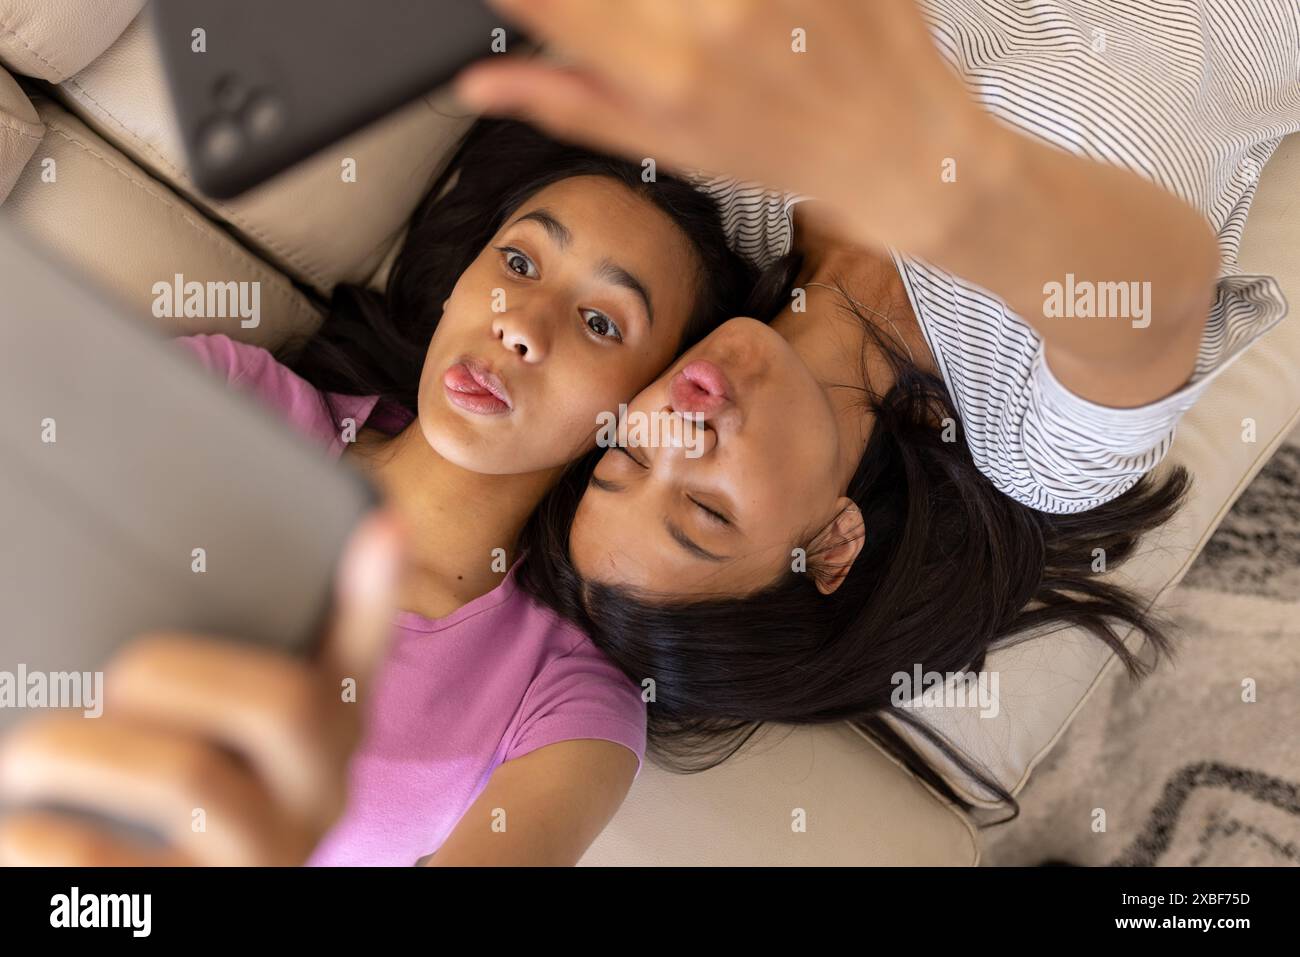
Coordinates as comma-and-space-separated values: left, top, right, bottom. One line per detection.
152, 0, 516, 197
0, 223, 378, 729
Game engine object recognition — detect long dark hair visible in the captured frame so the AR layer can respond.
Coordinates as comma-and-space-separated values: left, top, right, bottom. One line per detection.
286, 118, 755, 423
518, 253, 1190, 823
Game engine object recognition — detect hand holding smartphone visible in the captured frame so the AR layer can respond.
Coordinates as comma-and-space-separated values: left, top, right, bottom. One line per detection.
0, 220, 401, 862
0, 513, 403, 866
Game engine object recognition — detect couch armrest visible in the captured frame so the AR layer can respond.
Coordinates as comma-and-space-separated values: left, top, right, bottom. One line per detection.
0, 61, 40, 202
4, 96, 321, 350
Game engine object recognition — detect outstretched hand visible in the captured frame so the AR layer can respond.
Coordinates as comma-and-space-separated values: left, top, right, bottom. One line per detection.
456, 0, 989, 253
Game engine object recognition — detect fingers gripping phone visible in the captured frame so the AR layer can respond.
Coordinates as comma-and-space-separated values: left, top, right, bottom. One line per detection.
0, 221, 379, 736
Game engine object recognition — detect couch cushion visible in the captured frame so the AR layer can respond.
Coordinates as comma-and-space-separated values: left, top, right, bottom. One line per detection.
3, 97, 321, 351
0, 0, 143, 82
882, 131, 1300, 814
0, 62, 39, 201
54, 9, 475, 295
580, 720, 980, 866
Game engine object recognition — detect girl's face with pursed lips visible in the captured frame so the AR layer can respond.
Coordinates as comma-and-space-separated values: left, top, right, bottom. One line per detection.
569, 317, 863, 598
417, 176, 702, 475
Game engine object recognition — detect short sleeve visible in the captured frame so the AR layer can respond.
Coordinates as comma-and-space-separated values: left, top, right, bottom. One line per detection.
173, 332, 254, 383
688, 172, 803, 270
175, 333, 374, 453
892, 248, 1289, 514
1020, 266, 1288, 512
502, 639, 648, 776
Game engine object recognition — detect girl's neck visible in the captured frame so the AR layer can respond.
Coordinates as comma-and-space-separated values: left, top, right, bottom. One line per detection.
347, 419, 561, 619
772, 243, 928, 489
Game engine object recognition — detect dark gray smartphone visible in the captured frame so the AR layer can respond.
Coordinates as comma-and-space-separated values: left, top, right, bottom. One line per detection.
0, 220, 379, 734
151, 0, 521, 198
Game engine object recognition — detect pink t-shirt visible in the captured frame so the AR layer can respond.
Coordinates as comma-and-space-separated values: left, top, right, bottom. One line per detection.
176, 334, 646, 866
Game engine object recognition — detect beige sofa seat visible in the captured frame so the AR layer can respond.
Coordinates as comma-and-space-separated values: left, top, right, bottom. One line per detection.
580, 722, 980, 866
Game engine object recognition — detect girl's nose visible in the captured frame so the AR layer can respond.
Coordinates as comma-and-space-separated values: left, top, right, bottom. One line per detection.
492, 307, 550, 363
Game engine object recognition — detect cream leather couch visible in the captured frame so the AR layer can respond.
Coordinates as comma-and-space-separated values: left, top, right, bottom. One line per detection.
2, 1, 1296, 867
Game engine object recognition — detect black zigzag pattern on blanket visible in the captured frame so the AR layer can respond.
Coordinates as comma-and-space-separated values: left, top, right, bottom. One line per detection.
1112, 761, 1300, 866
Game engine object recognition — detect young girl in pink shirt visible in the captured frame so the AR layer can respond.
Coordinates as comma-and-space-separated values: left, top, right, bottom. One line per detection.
0, 120, 757, 866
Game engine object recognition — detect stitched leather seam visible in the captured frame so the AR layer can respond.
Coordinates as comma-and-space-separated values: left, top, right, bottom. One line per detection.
40, 122, 319, 326
0, 112, 42, 140
0, 19, 67, 82
63, 77, 334, 289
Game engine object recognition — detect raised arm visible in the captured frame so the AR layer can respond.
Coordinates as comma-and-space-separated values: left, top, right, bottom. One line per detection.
457, 0, 1221, 408
906, 114, 1219, 408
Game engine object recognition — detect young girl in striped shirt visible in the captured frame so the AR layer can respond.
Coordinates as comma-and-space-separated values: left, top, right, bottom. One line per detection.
463, 0, 1299, 809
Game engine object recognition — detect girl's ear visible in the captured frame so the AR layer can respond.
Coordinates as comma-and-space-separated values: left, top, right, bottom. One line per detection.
808, 498, 866, 595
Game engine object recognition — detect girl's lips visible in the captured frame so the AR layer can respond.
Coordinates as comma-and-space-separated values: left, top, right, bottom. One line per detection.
669, 359, 732, 417
443, 359, 512, 416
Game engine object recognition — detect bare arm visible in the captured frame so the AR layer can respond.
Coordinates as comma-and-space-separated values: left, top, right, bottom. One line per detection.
421, 739, 638, 866
860, 111, 1221, 409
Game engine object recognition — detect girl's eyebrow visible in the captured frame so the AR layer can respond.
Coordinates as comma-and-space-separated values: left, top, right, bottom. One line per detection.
597, 259, 654, 327
511, 208, 572, 248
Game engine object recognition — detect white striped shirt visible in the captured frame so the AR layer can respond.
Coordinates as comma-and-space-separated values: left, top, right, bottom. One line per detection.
696, 0, 1299, 514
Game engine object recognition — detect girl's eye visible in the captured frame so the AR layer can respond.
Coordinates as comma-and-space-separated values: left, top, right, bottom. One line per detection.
583, 309, 623, 343
689, 496, 731, 527
616, 445, 647, 468
498, 247, 538, 279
